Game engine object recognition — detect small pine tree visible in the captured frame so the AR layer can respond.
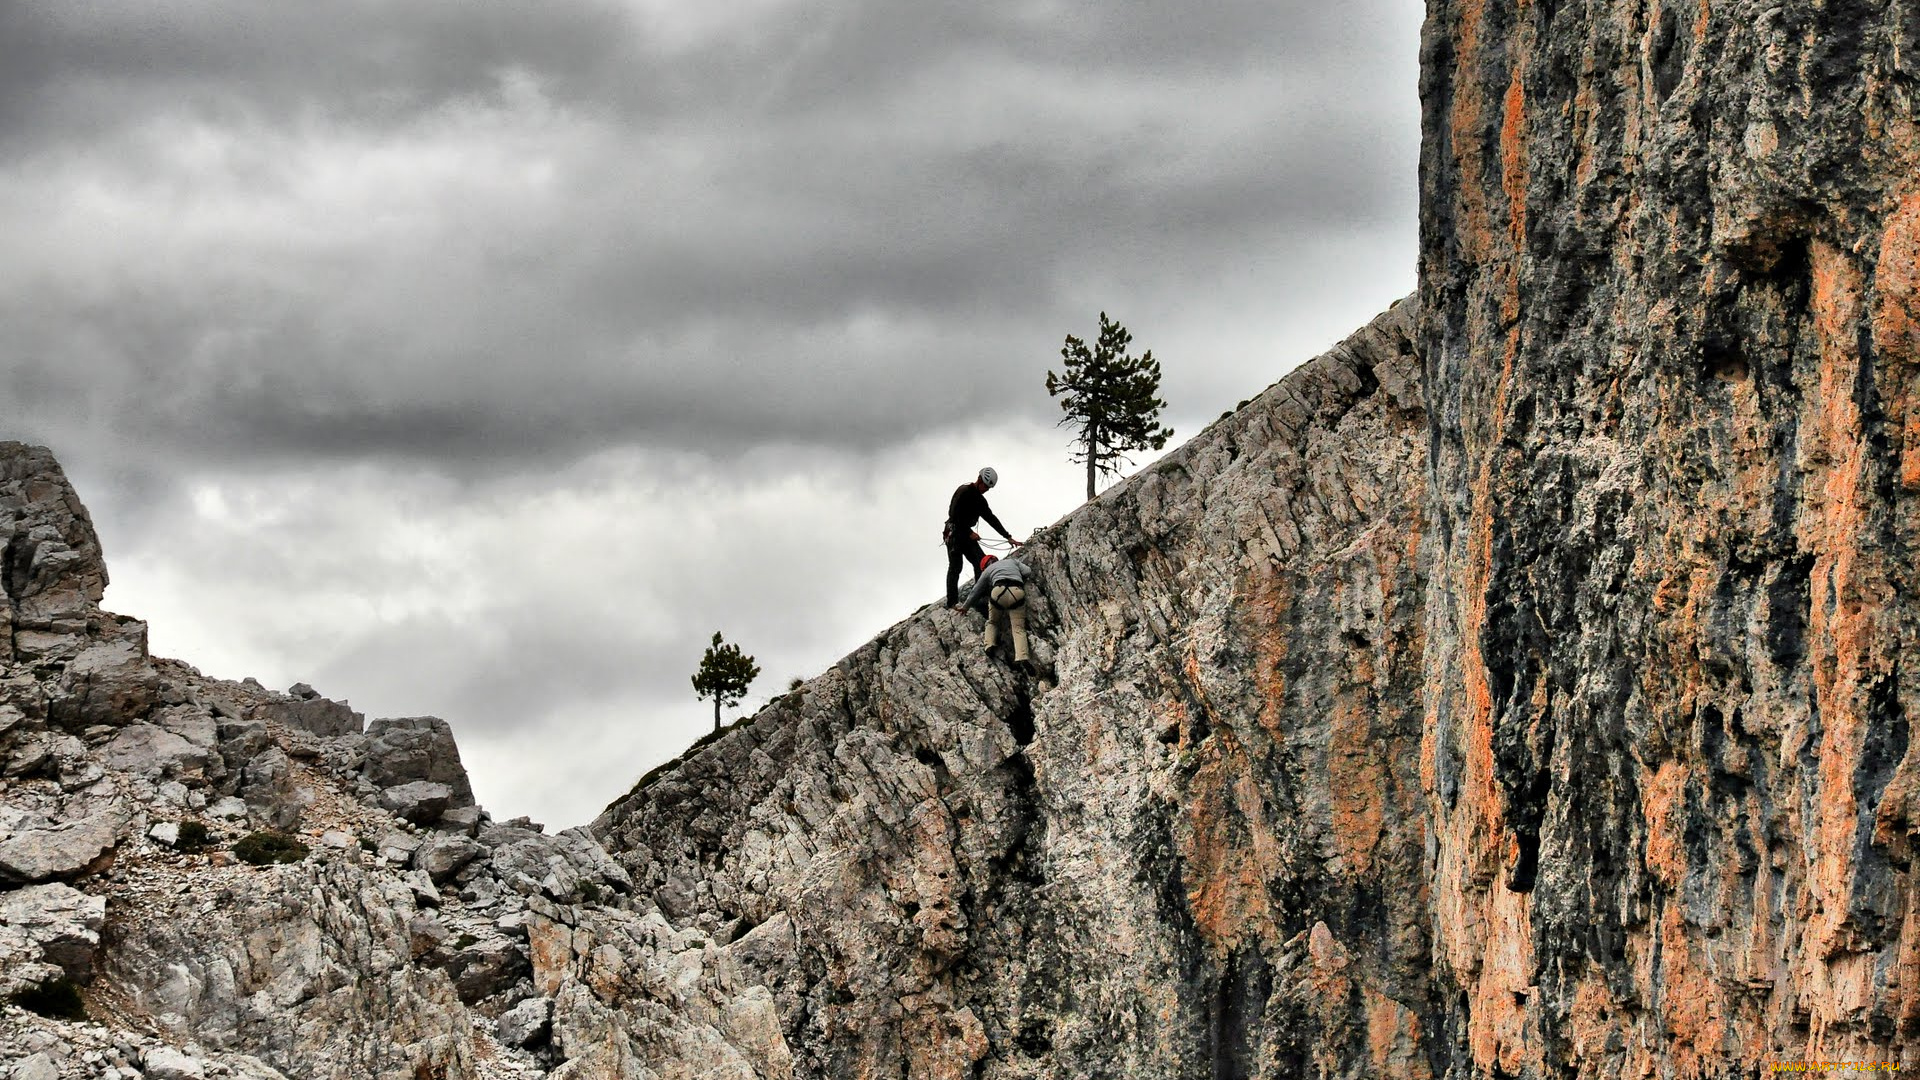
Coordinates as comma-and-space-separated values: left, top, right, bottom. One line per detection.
691, 631, 761, 732
1045, 313, 1174, 499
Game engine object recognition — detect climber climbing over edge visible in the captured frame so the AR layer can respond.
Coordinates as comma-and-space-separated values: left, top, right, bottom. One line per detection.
962, 553, 1035, 674
944, 466, 1020, 609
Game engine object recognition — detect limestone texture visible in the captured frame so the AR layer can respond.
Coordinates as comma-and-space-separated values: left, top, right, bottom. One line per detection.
0, 444, 552, 1079
1418, 0, 1919, 1073
586, 302, 1434, 1078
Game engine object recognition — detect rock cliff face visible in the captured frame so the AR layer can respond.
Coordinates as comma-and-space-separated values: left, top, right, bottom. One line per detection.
586, 302, 1431, 1079
1420, 0, 1919, 1073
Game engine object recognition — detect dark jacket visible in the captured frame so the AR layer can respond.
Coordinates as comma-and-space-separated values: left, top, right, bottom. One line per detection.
946, 483, 1009, 541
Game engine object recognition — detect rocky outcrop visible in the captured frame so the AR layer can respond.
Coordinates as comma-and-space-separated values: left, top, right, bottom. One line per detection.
1418, 1, 1919, 1073
361, 716, 478, 828
0, 443, 578, 1078
256, 683, 364, 739
584, 301, 1434, 1078
0, 883, 105, 987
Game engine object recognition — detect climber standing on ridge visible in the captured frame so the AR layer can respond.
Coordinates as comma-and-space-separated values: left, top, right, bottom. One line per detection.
945, 466, 1020, 609
963, 553, 1035, 674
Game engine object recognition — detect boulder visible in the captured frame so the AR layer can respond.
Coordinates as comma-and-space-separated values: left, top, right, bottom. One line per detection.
479, 823, 631, 903
10, 1054, 60, 1080
0, 881, 107, 980
0, 800, 128, 883
0, 445, 109, 622
214, 717, 272, 777
50, 734, 101, 789
153, 706, 221, 769
380, 781, 453, 825
143, 1046, 210, 1080
217, 1056, 293, 1080
407, 916, 448, 960
439, 932, 530, 1005
101, 723, 217, 783
0, 703, 27, 749
45, 621, 160, 729
238, 747, 308, 831
497, 995, 552, 1048
437, 805, 483, 837
377, 830, 422, 866
252, 693, 362, 739
415, 835, 485, 884
5, 729, 53, 778
360, 717, 474, 807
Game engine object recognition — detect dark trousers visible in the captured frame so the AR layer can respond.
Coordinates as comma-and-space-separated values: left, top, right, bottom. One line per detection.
945, 533, 986, 606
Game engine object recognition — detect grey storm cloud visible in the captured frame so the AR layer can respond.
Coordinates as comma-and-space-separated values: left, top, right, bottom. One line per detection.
2, 1, 1422, 824
1, 3, 1401, 134
1, 0, 1416, 474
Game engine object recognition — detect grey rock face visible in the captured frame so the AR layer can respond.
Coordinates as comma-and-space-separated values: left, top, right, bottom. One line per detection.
496, 995, 552, 1048
0, 800, 129, 884
578, 303, 1433, 1078
1416, 0, 1920, 1071
415, 835, 485, 884
237, 748, 308, 831
103, 856, 484, 1079
9, 10, 1916, 1071
252, 692, 362, 739
380, 780, 453, 825
361, 717, 475, 808
0, 881, 106, 981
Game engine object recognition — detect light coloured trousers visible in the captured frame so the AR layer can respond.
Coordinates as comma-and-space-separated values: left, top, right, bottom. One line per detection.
984, 583, 1029, 661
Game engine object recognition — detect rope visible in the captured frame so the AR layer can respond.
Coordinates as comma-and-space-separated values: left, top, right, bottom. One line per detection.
934, 533, 1023, 551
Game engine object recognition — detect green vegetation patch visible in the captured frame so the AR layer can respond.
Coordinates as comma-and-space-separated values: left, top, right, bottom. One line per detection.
173, 820, 212, 852
233, 830, 310, 866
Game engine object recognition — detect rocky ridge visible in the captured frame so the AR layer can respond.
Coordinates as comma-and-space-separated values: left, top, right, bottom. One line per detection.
0, 444, 638, 1078
584, 300, 1433, 1078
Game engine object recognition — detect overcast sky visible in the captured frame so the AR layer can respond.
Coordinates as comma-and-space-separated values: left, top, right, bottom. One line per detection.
2, 1, 1422, 828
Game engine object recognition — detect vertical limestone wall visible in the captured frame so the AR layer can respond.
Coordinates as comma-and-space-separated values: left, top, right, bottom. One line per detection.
1418, 1, 1919, 1073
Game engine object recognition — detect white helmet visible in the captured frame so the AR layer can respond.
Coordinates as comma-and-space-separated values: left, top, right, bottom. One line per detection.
978, 466, 998, 489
